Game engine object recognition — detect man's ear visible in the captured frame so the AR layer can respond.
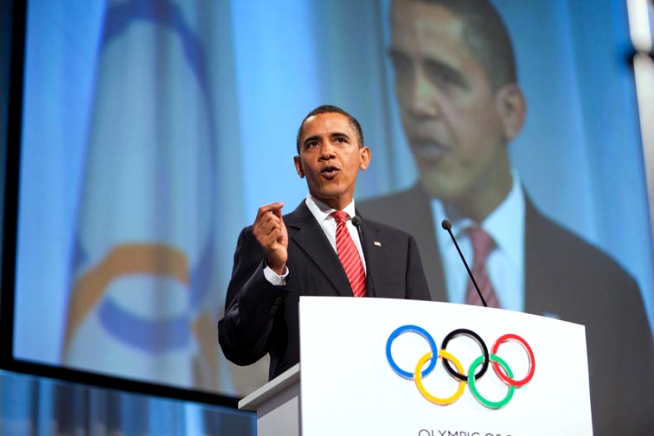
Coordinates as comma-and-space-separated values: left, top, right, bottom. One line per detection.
294, 155, 305, 178
496, 84, 526, 140
359, 146, 371, 171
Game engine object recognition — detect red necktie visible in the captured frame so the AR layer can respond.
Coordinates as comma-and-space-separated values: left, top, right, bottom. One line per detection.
332, 211, 367, 297
465, 227, 500, 308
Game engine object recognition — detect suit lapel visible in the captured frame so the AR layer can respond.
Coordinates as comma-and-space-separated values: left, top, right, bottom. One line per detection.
404, 186, 448, 302
523, 196, 565, 317
285, 201, 353, 296
358, 216, 384, 298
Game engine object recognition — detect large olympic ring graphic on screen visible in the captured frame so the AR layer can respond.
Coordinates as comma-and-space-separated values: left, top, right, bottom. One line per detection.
385, 326, 535, 409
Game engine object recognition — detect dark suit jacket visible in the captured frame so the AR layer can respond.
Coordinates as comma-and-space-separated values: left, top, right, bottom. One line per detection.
218, 200, 431, 380
359, 184, 654, 436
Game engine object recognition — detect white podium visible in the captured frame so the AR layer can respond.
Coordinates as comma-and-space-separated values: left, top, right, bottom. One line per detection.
239, 297, 593, 436
239, 364, 301, 436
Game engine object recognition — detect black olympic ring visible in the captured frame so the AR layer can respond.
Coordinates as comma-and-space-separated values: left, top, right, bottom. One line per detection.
441, 328, 490, 381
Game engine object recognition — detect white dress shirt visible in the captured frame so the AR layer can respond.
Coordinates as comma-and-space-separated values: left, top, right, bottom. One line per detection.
431, 171, 526, 311
263, 194, 366, 285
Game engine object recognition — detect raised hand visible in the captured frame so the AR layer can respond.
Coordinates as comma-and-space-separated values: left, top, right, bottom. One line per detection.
253, 202, 288, 275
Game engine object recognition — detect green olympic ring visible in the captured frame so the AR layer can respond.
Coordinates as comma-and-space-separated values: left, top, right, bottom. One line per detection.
467, 354, 515, 409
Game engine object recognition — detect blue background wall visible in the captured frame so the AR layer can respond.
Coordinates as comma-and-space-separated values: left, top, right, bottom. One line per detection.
2, 0, 652, 434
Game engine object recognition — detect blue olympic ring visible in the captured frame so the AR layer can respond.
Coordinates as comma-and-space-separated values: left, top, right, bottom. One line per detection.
385, 325, 438, 379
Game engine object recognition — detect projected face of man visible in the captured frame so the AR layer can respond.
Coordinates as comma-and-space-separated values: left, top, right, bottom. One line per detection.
390, 0, 524, 222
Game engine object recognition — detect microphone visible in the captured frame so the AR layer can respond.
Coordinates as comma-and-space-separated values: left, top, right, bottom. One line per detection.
352, 216, 376, 297
441, 219, 488, 307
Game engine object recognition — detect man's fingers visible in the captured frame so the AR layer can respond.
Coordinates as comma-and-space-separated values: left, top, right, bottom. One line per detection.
257, 211, 275, 226
256, 202, 284, 220
271, 207, 283, 219
267, 222, 283, 237
253, 202, 287, 257
257, 213, 283, 232
256, 220, 283, 240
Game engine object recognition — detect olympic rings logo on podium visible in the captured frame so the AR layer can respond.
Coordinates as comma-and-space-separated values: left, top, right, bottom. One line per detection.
385, 325, 535, 409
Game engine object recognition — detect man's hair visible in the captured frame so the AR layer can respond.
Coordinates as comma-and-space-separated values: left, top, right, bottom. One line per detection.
296, 105, 364, 154
414, 0, 517, 89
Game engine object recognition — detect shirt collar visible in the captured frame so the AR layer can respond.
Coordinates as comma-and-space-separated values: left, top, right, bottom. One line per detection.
483, 172, 525, 270
305, 194, 357, 223
432, 170, 525, 267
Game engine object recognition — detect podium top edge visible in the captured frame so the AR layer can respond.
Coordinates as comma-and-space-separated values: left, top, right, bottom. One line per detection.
238, 363, 301, 410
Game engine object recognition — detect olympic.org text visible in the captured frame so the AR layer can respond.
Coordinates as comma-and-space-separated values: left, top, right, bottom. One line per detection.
418, 430, 511, 436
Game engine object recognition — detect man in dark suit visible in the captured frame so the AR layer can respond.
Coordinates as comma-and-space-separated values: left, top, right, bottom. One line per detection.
359, 0, 654, 434
218, 105, 431, 380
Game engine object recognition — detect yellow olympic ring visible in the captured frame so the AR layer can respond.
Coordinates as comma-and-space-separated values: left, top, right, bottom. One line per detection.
414, 349, 466, 405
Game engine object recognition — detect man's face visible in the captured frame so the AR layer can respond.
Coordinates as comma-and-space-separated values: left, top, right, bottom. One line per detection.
390, 0, 515, 214
294, 112, 371, 210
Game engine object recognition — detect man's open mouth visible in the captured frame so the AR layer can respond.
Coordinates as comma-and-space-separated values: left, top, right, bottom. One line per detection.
411, 139, 447, 162
320, 166, 340, 179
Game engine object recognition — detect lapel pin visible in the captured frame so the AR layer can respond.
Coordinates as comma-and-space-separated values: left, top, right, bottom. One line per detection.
374, 241, 382, 247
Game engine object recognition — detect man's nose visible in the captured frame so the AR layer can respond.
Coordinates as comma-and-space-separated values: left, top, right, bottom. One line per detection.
318, 142, 336, 160
410, 70, 441, 119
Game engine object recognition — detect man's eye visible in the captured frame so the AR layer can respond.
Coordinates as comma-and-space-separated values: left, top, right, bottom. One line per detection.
427, 66, 466, 90
306, 141, 318, 148
430, 70, 452, 85
390, 54, 411, 74
336, 137, 346, 143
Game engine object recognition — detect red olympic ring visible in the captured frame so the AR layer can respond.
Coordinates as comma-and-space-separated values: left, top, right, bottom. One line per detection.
491, 333, 535, 387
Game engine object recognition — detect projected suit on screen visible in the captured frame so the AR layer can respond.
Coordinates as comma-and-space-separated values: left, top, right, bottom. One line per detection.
358, 0, 654, 434
218, 105, 430, 380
